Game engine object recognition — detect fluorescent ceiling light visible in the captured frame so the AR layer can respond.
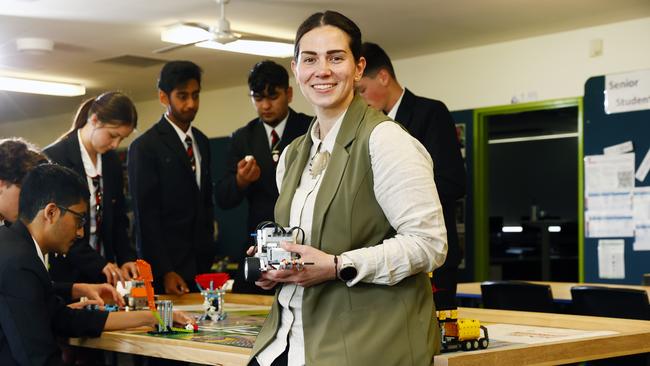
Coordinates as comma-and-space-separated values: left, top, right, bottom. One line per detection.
502, 226, 523, 233
196, 40, 293, 58
548, 226, 561, 233
0, 76, 85, 97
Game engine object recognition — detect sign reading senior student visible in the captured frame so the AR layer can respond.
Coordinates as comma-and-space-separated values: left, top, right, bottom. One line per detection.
605, 69, 650, 114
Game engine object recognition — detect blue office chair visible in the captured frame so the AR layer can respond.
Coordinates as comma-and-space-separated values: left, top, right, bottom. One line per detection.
571, 286, 650, 366
480, 280, 555, 313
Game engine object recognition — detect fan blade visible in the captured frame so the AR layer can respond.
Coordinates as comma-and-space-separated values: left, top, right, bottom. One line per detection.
236, 31, 293, 44
153, 38, 210, 54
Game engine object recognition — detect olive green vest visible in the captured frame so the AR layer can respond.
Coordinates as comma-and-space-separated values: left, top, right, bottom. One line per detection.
251, 96, 439, 366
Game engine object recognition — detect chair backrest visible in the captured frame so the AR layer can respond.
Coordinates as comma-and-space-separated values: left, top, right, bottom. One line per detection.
480, 281, 555, 313
570, 286, 650, 320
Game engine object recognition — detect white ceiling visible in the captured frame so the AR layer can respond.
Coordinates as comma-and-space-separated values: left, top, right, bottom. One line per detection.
1, 0, 649, 123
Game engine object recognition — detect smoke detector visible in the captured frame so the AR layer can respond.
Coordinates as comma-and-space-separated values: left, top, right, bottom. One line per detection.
16, 38, 55, 54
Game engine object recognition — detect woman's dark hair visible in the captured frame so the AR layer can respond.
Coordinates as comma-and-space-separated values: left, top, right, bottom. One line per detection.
19, 164, 89, 223
158, 60, 203, 95
68, 91, 138, 133
0, 138, 48, 185
294, 10, 362, 62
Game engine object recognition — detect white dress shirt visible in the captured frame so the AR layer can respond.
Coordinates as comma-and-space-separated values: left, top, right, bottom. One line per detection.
77, 130, 104, 256
256, 107, 448, 366
386, 87, 406, 120
31, 235, 48, 270
261, 115, 288, 150
165, 115, 202, 187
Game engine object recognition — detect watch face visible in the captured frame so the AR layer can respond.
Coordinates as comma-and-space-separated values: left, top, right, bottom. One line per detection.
339, 265, 357, 281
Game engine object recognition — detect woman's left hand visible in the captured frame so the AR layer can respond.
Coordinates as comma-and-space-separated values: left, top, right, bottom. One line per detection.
262, 242, 337, 288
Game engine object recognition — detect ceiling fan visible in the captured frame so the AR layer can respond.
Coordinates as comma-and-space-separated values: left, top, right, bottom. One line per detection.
154, 0, 294, 58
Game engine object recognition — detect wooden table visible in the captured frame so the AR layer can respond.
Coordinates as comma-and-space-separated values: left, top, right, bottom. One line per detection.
436, 308, 650, 366
457, 281, 650, 303
70, 293, 269, 366
70, 294, 650, 366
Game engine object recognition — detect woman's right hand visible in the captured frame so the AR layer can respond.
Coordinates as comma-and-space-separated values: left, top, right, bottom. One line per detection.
255, 274, 278, 290
246, 246, 256, 256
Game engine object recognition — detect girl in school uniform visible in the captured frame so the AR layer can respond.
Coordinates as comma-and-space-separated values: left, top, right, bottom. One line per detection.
44, 91, 139, 286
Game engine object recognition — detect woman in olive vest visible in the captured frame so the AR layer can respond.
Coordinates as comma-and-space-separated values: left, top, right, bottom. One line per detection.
248, 11, 448, 366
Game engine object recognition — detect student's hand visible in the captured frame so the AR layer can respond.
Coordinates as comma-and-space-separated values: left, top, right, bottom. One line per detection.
261, 242, 337, 288
102, 262, 124, 287
163, 272, 190, 295
120, 261, 139, 280
67, 298, 103, 310
71, 283, 125, 307
172, 310, 195, 326
235, 157, 261, 189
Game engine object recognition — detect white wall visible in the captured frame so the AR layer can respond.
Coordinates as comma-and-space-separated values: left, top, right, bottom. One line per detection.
396, 17, 650, 111
2, 17, 649, 148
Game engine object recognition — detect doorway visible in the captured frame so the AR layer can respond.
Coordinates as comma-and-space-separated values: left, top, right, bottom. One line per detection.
472, 98, 584, 282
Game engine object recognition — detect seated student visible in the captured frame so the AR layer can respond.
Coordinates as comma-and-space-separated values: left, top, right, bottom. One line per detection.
0, 137, 122, 306
0, 163, 192, 365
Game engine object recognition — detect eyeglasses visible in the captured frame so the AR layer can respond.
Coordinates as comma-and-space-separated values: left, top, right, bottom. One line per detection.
56, 205, 87, 229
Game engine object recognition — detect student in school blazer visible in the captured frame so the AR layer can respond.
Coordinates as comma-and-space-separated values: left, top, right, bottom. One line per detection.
44, 132, 136, 284
395, 88, 466, 305
216, 108, 311, 234
127, 116, 215, 292
0, 220, 108, 366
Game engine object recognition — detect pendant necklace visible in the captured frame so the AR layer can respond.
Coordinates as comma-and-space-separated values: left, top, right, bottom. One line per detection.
309, 142, 330, 179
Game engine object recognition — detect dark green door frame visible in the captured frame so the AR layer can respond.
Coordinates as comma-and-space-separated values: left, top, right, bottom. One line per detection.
472, 98, 584, 281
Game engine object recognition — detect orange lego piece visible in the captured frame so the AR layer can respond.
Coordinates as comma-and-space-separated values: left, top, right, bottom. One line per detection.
135, 259, 156, 310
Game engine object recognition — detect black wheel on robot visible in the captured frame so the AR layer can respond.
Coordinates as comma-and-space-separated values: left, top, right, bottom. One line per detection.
479, 338, 489, 349
244, 257, 262, 282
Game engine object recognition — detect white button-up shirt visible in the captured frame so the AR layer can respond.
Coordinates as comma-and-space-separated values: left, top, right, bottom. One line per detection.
77, 130, 104, 256
386, 88, 405, 120
32, 235, 48, 270
261, 115, 288, 150
165, 115, 202, 187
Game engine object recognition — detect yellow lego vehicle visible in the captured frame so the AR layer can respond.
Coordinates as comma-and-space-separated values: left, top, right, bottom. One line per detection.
437, 309, 489, 352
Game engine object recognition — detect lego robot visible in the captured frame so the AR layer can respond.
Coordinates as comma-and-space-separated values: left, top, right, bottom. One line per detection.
244, 221, 307, 282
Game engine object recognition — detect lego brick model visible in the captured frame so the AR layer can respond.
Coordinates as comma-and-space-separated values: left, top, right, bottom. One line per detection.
437, 309, 489, 352
244, 221, 309, 282
195, 273, 232, 321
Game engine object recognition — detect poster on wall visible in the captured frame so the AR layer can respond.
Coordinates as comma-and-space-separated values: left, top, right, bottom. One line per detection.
604, 69, 650, 114
633, 187, 650, 251
597, 239, 625, 279
584, 153, 635, 238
